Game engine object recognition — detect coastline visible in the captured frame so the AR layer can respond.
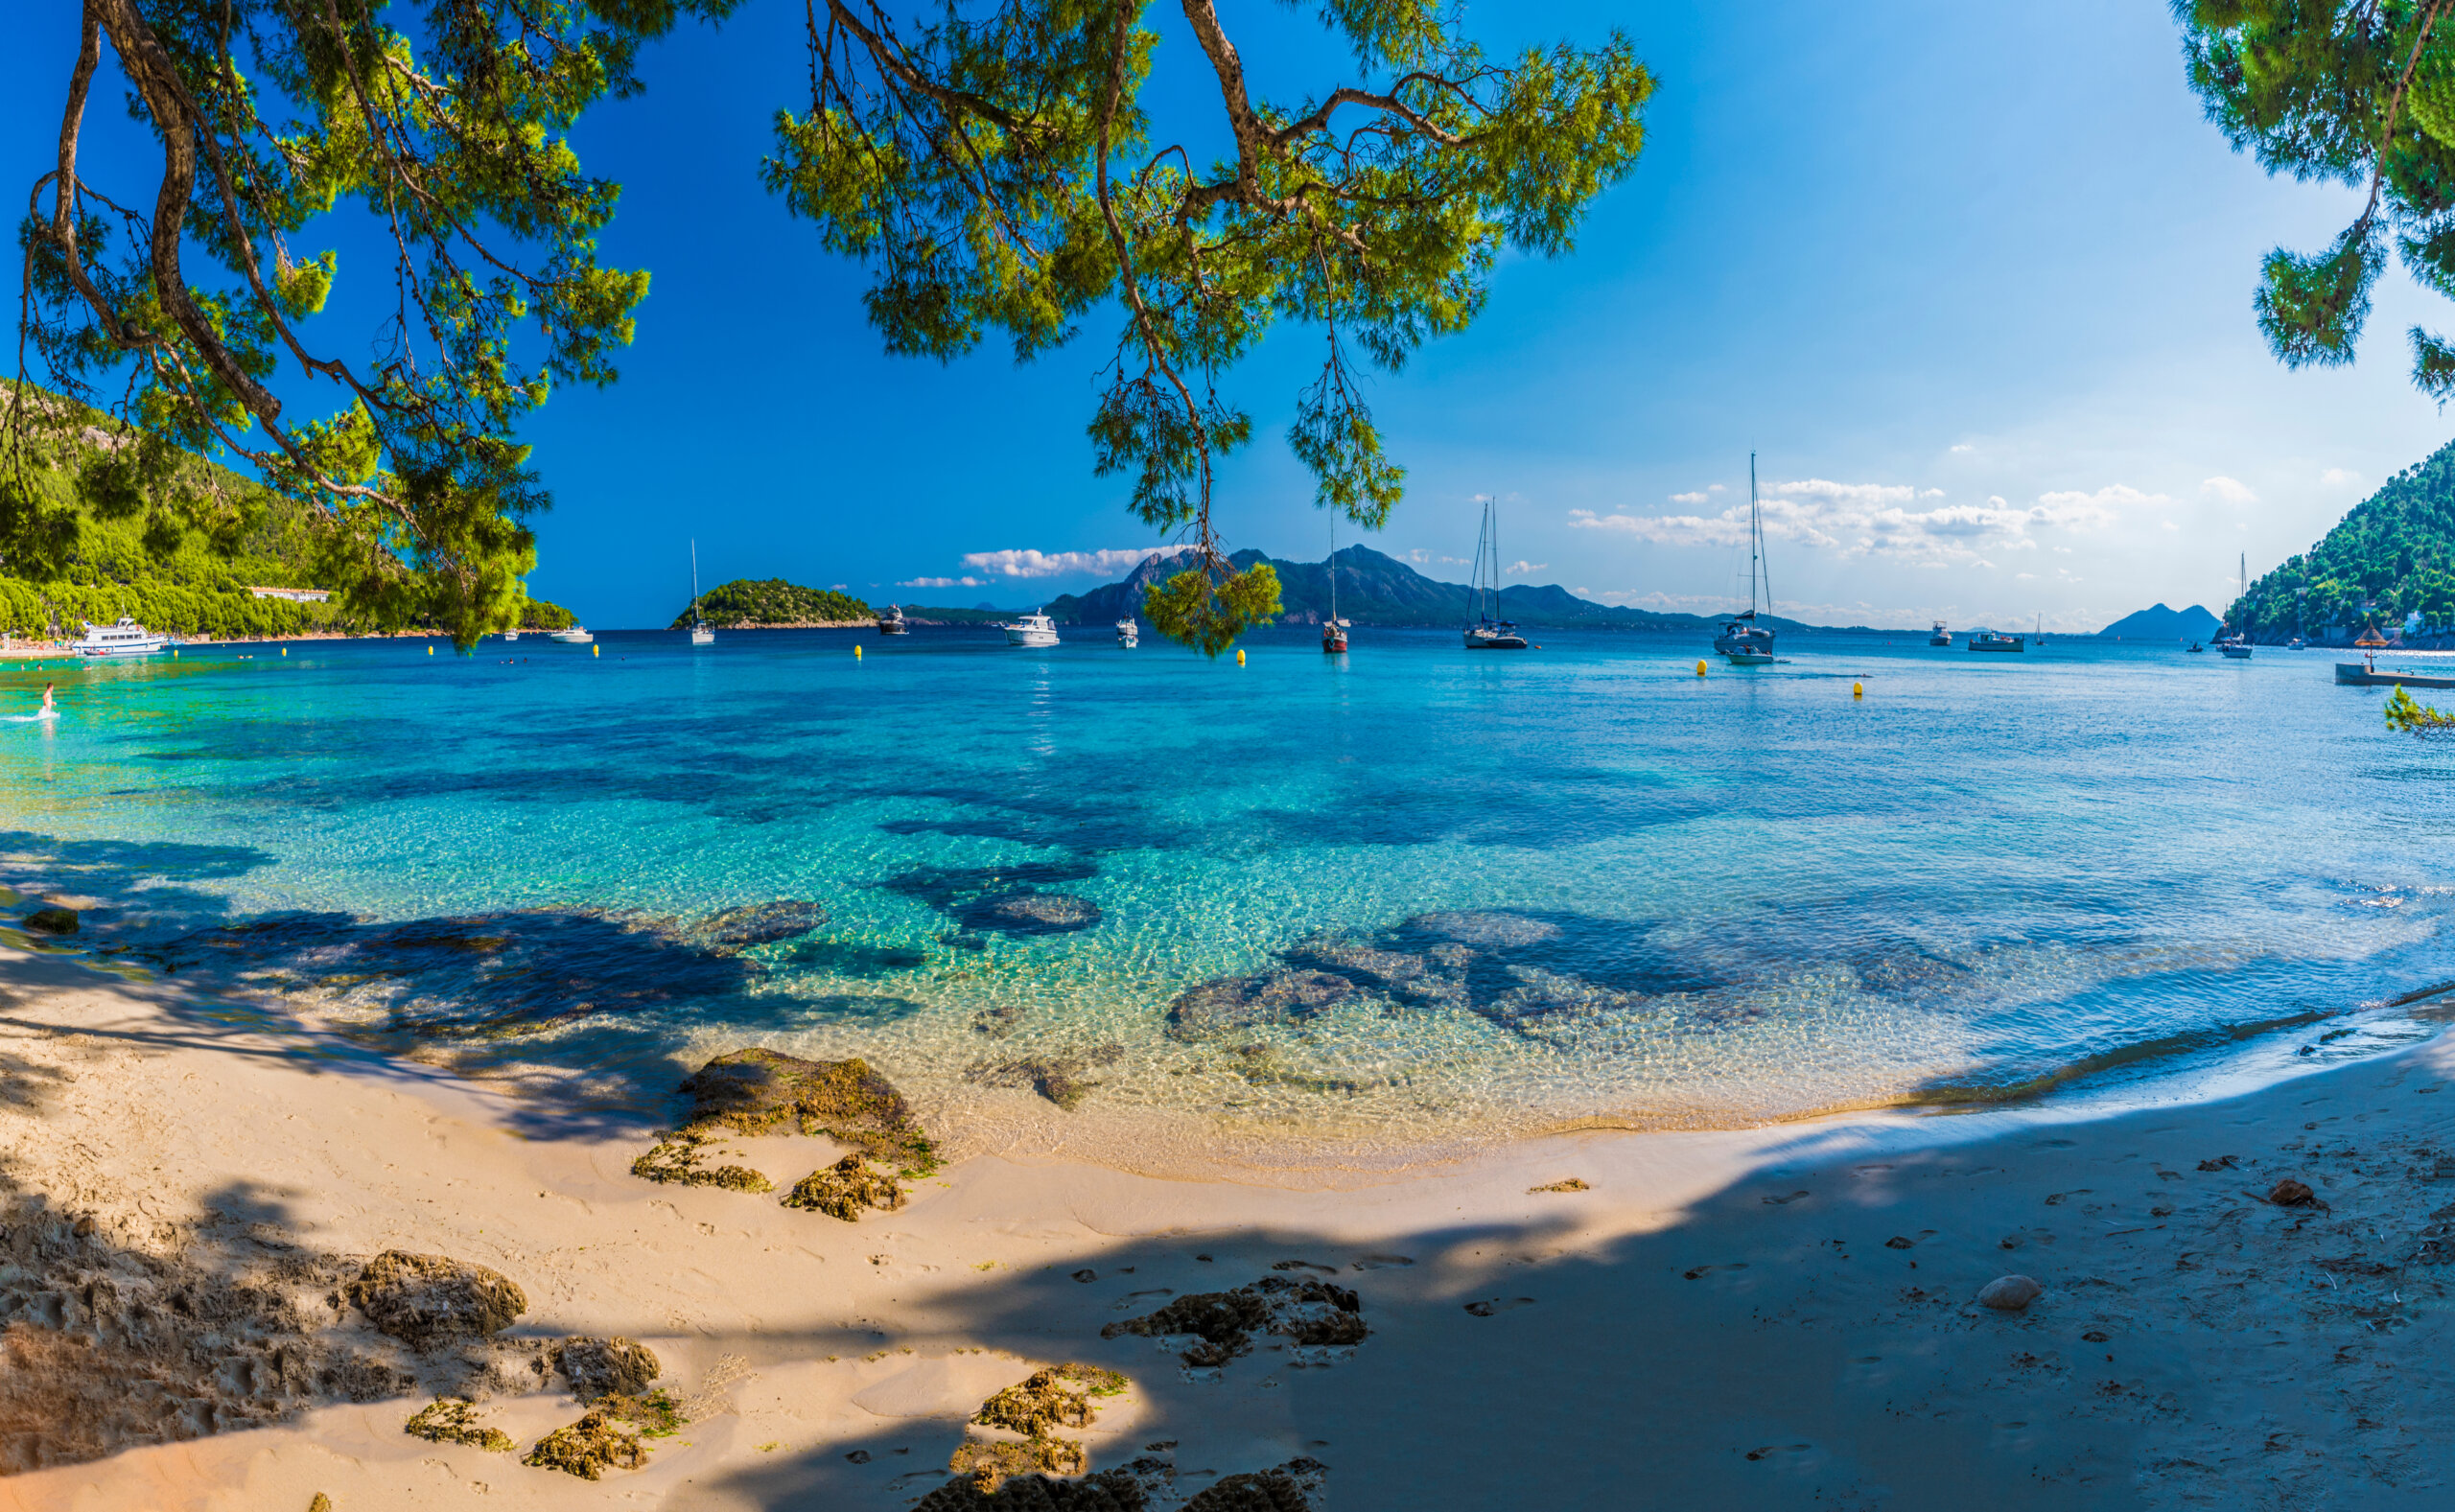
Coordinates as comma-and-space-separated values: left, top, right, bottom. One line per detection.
5, 942, 2452, 1509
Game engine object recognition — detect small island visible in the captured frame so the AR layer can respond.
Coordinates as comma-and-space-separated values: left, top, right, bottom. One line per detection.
672, 578, 873, 629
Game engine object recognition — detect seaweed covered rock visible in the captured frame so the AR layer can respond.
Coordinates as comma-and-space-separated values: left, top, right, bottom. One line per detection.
343, 1251, 526, 1350
551, 1337, 661, 1402
972, 1363, 1128, 1436
523, 1407, 649, 1479
1165, 970, 1356, 1041
678, 1049, 933, 1170
629, 1129, 775, 1192
1102, 1277, 1363, 1366
22, 906, 78, 936
950, 1432, 1088, 1488
1183, 1464, 1321, 1511
914, 1468, 1147, 1511
783, 1152, 906, 1221
403, 1397, 514, 1451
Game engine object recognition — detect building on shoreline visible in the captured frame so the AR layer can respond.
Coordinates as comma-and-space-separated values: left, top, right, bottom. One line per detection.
246, 586, 332, 603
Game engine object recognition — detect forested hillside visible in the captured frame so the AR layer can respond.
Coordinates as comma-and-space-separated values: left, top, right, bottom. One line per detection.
675, 578, 872, 628
2236, 440, 2455, 644
1, 386, 571, 641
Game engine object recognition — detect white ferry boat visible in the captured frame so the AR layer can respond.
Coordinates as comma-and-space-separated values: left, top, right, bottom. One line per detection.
1002, 611, 1059, 648
74, 617, 169, 657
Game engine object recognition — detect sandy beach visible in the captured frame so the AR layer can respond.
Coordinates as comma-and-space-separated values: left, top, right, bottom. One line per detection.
0, 942, 2448, 1511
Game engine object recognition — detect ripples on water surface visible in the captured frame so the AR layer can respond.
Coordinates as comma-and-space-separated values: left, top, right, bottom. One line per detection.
4, 628, 2450, 1159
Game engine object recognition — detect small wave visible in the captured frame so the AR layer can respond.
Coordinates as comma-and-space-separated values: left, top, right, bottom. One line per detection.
1862, 1008, 2341, 1114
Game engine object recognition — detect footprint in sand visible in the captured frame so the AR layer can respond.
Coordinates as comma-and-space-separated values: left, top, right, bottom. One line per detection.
1349, 1255, 1414, 1270
1683, 1263, 1749, 1280
1745, 1444, 1814, 1461
1113, 1289, 1174, 1311
1463, 1297, 1535, 1316
1762, 1191, 1811, 1206
1273, 1260, 1339, 1274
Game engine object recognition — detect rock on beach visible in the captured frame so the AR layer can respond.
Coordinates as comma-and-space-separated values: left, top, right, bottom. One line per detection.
343, 1251, 526, 1349
1977, 1274, 2043, 1312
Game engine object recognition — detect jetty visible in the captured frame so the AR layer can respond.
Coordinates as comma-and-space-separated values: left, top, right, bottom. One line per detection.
2335, 662, 2455, 689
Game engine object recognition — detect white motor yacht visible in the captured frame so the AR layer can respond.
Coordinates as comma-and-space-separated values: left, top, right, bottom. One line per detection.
549, 626, 595, 644
74, 617, 168, 657
1115, 617, 1138, 646
1003, 611, 1059, 648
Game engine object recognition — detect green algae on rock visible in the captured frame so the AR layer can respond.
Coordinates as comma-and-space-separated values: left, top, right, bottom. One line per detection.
783, 1152, 906, 1221
550, 1337, 661, 1402
628, 1129, 776, 1192
971, 1363, 1129, 1436
680, 1049, 936, 1172
403, 1397, 514, 1452
342, 1251, 526, 1351
23, 907, 78, 935
523, 1407, 649, 1478
948, 1432, 1088, 1489
1182, 1461, 1323, 1511
913, 1468, 1148, 1511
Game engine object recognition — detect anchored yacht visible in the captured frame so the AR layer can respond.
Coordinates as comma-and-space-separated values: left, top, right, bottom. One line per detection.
74, 617, 168, 657
1003, 611, 1060, 648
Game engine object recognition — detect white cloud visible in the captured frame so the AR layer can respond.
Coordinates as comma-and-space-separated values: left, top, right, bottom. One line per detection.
958, 547, 1159, 579
1950, 443, 1975, 454
2201, 476, 2257, 505
1407, 548, 1469, 567
1506, 560, 1548, 575
1567, 478, 2161, 565
1669, 491, 1711, 504
1708, 483, 1726, 493
2320, 467, 2363, 488
898, 575, 990, 588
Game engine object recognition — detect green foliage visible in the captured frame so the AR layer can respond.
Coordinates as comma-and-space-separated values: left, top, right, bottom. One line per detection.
0, 384, 563, 640
770, 0, 1650, 648
2233, 435, 2455, 635
2177, 2, 2455, 389
2386, 683, 2455, 733
12, 0, 737, 648
680, 578, 872, 628
1143, 562, 1282, 658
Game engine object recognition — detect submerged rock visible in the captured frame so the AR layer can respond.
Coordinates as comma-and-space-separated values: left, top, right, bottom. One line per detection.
2270, 1177, 2318, 1207
343, 1251, 526, 1350
22, 907, 78, 936
403, 1397, 514, 1451
1404, 910, 1562, 948
1977, 1274, 2043, 1311
1102, 1276, 1364, 1366
694, 899, 830, 949
965, 1048, 1121, 1111
783, 1153, 906, 1221
523, 1407, 649, 1479
973, 893, 1102, 934
552, 1337, 661, 1402
1165, 970, 1356, 1040
1183, 1463, 1324, 1512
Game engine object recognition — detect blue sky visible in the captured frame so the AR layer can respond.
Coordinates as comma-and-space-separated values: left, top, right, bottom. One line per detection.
10, 2, 2455, 629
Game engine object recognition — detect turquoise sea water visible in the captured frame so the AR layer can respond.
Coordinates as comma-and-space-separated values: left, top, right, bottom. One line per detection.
4, 627, 2451, 1155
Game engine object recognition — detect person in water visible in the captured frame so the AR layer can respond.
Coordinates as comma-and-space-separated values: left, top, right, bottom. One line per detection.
39, 683, 54, 716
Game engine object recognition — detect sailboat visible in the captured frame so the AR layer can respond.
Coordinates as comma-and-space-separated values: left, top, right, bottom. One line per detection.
1462, 497, 1528, 649
1322, 523, 1349, 654
2219, 552, 2253, 659
1714, 454, 1777, 664
687, 540, 714, 645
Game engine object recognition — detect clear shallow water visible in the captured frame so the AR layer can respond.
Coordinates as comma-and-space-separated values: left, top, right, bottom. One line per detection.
4, 627, 2451, 1154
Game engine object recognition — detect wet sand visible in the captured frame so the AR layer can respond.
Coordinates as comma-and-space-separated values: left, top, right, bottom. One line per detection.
1, 943, 2451, 1510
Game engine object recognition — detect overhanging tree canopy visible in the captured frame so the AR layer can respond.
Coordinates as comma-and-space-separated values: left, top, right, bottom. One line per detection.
2178, 0, 2455, 395
12, 1, 1650, 650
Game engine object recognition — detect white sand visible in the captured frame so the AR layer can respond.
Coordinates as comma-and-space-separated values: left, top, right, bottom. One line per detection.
3, 943, 2452, 1510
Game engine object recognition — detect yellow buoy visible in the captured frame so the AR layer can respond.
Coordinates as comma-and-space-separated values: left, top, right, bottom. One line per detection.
592, 643, 599, 658
1695, 660, 1708, 677
1853, 681, 1864, 698
855, 644, 863, 659
424, 644, 432, 656
282, 646, 289, 657
1236, 648, 1246, 666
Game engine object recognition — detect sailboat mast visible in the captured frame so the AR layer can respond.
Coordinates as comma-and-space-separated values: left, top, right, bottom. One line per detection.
1748, 453, 1764, 616
1329, 519, 1338, 622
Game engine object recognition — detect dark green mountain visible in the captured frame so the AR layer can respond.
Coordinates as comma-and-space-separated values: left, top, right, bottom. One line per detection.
2235, 441, 2455, 645
675, 578, 872, 628
1043, 546, 1823, 632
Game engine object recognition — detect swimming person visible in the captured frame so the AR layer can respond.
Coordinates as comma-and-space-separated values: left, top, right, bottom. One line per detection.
39, 683, 54, 717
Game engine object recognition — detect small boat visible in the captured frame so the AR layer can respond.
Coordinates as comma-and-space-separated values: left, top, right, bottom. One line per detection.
687, 540, 714, 645
1003, 611, 1059, 648
2286, 636, 2307, 650
1928, 621, 1952, 647
1115, 617, 1138, 647
1323, 523, 1348, 653
877, 604, 908, 636
2218, 639, 2253, 659
2337, 661, 2455, 688
2218, 556, 2252, 658
2186, 641, 2205, 653
1968, 629, 2024, 653
74, 616, 168, 657
1463, 496, 1529, 649
503, 629, 521, 642
1714, 454, 1777, 663
549, 626, 594, 644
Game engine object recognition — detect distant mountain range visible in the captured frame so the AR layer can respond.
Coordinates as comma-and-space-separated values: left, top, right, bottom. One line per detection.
1042, 547, 1830, 632
2097, 603, 2221, 640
